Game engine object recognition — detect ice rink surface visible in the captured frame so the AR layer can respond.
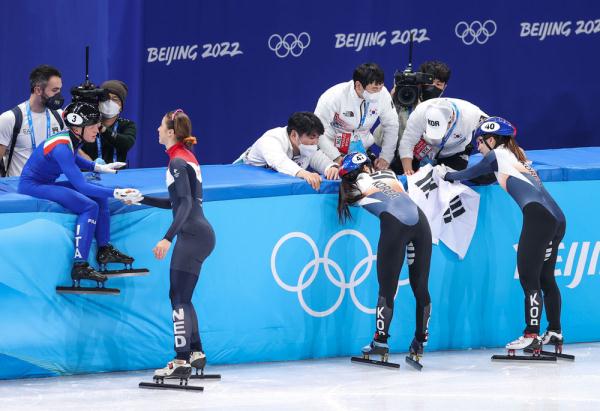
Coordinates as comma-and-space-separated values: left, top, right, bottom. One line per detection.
1, 343, 599, 411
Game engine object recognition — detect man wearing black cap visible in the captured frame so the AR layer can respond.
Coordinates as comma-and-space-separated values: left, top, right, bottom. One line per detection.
80, 80, 137, 165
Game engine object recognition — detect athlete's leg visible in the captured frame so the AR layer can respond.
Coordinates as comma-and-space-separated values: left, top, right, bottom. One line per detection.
408, 209, 432, 343
517, 204, 556, 334
375, 212, 408, 341
20, 182, 98, 260
540, 221, 565, 332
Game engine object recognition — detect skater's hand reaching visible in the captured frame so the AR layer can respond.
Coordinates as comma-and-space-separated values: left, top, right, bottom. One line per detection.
95, 162, 127, 174
153, 239, 171, 260
114, 188, 142, 203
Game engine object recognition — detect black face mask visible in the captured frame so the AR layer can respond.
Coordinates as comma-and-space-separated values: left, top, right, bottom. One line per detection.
42, 92, 65, 110
421, 85, 444, 102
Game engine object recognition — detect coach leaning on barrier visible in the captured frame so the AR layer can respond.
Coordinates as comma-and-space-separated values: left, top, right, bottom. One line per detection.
236, 112, 339, 191
314, 62, 399, 171
0, 65, 65, 177
398, 97, 487, 176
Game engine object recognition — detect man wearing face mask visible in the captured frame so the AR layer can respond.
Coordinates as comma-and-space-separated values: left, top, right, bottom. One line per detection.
314, 63, 399, 171
398, 97, 488, 175
0, 65, 65, 177
80, 80, 137, 165
373, 60, 451, 175
236, 112, 339, 191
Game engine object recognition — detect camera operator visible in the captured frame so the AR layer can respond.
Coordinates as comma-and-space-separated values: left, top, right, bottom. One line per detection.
80, 80, 136, 165
373, 60, 451, 174
314, 63, 399, 171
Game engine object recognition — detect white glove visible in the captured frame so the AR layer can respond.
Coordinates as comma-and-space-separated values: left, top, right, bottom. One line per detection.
126, 194, 144, 205
94, 162, 127, 174
114, 188, 142, 203
435, 164, 449, 180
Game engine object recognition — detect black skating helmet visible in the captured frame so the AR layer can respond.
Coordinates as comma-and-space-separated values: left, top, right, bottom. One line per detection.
63, 101, 101, 128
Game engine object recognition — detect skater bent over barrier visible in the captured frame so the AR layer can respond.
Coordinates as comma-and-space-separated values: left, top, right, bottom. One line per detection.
338, 152, 432, 370
440, 116, 572, 362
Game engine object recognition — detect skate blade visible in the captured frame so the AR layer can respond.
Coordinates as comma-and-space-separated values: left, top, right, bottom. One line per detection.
524, 348, 575, 361
351, 356, 400, 369
56, 286, 120, 295
101, 268, 149, 278
491, 354, 557, 362
405, 356, 423, 371
139, 381, 203, 391
190, 373, 221, 380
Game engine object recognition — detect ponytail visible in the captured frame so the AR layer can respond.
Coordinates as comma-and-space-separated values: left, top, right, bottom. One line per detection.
183, 136, 197, 149
505, 137, 527, 163
337, 178, 364, 224
492, 135, 527, 163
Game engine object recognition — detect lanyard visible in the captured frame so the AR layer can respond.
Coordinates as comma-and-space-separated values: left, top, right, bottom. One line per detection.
358, 100, 370, 129
436, 101, 461, 155
96, 120, 119, 163
25, 102, 51, 149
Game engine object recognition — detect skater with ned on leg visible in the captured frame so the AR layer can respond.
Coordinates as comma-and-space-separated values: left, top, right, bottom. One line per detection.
338, 152, 432, 369
137, 109, 216, 381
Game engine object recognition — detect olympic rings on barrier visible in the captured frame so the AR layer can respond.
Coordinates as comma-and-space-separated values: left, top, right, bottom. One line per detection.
271, 230, 409, 317
268, 32, 311, 58
455, 20, 497, 45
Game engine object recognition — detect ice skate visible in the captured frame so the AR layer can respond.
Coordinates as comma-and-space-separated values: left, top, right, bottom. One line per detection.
139, 360, 203, 391
492, 333, 556, 362
405, 338, 425, 371
189, 352, 221, 379
56, 262, 119, 295
351, 338, 399, 369
525, 330, 575, 361
96, 244, 149, 277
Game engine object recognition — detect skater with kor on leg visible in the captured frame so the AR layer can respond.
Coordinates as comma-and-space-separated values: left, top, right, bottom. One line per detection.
439, 116, 569, 360
338, 152, 432, 369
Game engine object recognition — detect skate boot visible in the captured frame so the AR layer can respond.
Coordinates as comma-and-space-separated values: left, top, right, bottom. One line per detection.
351, 337, 398, 368
190, 351, 206, 370
97, 244, 134, 271
506, 333, 542, 355
56, 262, 119, 295
362, 339, 389, 360
139, 360, 202, 391
153, 360, 192, 381
491, 333, 555, 362
189, 351, 221, 379
532, 330, 574, 360
71, 262, 107, 287
541, 330, 563, 347
405, 337, 425, 371
96, 244, 148, 277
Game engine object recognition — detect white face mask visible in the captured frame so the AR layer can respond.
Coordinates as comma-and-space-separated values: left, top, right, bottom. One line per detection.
362, 89, 379, 102
299, 143, 318, 158
99, 100, 121, 118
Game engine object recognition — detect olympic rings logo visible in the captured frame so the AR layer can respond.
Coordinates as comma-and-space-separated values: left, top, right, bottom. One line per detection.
268, 32, 311, 58
455, 20, 497, 45
271, 230, 409, 317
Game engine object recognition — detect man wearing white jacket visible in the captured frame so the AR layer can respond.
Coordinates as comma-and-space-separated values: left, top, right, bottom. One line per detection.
238, 112, 339, 190
398, 98, 487, 175
314, 63, 399, 170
